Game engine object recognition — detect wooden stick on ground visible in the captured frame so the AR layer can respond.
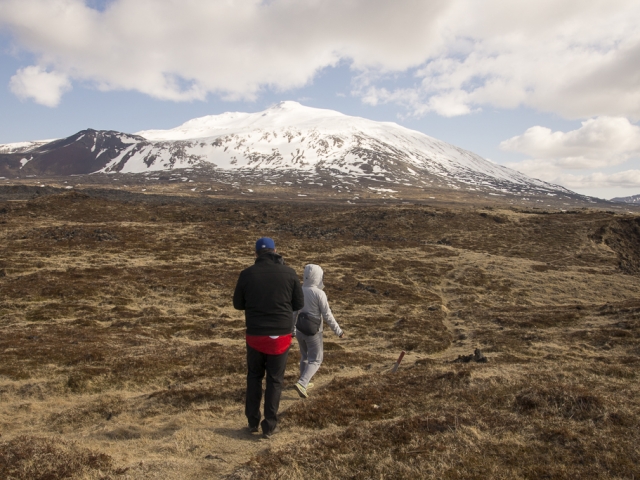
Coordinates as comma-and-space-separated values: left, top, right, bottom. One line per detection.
391, 351, 406, 373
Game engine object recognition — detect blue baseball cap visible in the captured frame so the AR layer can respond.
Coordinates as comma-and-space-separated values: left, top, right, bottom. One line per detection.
255, 237, 275, 251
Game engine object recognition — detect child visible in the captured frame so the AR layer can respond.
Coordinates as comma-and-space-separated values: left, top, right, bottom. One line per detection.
294, 264, 344, 398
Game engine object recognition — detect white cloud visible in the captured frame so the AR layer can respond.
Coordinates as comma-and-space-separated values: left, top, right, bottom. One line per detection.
505, 157, 640, 194
500, 117, 640, 169
502, 117, 640, 193
0, 0, 638, 120
0, 0, 450, 102
547, 170, 640, 190
354, 0, 640, 119
9, 65, 71, 107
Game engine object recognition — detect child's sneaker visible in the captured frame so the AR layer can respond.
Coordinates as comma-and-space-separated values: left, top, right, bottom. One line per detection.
294, 382, 308, 398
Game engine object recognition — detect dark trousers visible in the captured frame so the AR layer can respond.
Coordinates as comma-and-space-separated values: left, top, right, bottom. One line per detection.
245, 344, 289, 434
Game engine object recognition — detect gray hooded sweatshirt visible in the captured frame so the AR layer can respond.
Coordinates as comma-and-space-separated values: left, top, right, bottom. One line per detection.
297, 264, 343, 337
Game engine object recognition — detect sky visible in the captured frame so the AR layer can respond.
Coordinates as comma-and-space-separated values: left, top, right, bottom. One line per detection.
1, 0, 639, 200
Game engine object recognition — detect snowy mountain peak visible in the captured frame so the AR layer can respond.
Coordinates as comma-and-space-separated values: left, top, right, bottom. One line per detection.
274, 100, 301, 107
270, 100, 309, 110
136, 101, 347, 141
0, 139, 58, 154
126, 103, 569, 195
1, 102, 576, 199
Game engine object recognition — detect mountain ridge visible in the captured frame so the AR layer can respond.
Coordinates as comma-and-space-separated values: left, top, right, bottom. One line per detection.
1, 101, 574, 200
612, 194, 640, 204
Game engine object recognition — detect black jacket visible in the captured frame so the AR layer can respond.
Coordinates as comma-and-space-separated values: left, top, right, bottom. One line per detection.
233, 252, 304, 336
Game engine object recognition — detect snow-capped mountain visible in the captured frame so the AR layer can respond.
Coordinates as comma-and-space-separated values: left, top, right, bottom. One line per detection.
611, 194, 640, 204
0, 130, 147, 177
0, 101, 571, 196
0, 140, 56, 154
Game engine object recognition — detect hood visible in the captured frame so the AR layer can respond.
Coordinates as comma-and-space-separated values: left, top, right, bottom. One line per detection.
303, 264, 324, 289
255, 252, 284, 265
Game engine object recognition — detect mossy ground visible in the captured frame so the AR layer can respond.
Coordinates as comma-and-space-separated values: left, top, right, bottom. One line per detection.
1, 189, 639, 479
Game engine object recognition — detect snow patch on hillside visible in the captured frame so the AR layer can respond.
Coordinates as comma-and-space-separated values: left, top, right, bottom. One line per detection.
0, 140, 57, 154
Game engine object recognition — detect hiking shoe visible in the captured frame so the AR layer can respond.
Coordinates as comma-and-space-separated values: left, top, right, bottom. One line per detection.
294, 382, 309, 399
248, 425, 260, 434
262, 426, 280, 439
306, 382, 314, 390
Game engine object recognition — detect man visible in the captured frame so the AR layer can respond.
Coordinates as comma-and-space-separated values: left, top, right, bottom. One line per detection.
233, 237, 304, 438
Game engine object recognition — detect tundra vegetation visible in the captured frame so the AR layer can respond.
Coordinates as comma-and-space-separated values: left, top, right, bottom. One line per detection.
0, 185, 639, 479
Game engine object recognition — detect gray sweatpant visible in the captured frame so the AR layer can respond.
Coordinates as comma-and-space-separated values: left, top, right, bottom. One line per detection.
296, 330, 323, 387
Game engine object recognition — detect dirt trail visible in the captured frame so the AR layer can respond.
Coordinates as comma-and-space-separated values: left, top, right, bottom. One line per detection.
197, 389, 308, 478
185, 366, 367, 478
107, 356, 368, 478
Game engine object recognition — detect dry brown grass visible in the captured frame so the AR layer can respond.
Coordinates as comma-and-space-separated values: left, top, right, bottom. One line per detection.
1, 189, 639, 478
242, 359, 639, 479
0, 435, 123, 479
